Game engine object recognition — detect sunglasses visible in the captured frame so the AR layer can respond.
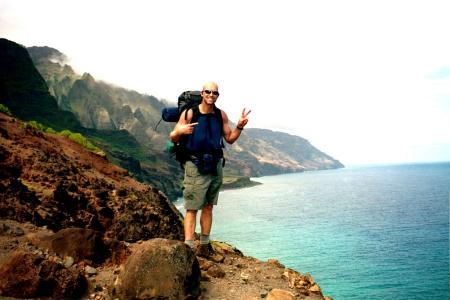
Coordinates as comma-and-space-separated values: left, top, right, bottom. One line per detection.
203, 90, 220, 96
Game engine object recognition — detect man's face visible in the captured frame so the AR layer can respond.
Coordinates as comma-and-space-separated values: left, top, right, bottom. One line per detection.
201, 84, 220, 105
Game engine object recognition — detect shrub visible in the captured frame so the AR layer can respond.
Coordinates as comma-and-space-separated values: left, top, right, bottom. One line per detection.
45, 127, 57, 134
59, 129, 72, 137
0, 103, 12, 116
28, 120, 46, 131
68, 133, 101, 152
58, 130, 102, 153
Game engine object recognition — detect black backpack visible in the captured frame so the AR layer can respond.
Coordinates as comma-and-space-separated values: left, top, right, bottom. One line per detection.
157, 91, 202, 126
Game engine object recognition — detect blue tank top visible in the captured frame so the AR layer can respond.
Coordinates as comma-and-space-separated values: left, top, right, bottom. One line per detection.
186, 106, 223, 156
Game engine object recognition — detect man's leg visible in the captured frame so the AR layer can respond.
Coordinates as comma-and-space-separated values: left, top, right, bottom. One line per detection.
184, 209, 198, 248
200, 204, 213, 245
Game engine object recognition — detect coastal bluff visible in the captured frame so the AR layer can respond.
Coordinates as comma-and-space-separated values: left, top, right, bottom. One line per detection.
0, 112, 332, 299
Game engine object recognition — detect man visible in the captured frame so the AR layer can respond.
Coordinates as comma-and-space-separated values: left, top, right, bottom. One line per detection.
169, 81, 250, 254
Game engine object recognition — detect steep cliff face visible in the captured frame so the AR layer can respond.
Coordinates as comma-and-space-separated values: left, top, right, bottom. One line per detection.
67, 73, 116, 130
226, 128, 343, 176
0, 39, 82, 132
28, 46, 169, 148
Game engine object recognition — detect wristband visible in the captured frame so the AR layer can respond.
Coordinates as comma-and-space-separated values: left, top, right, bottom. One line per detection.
237, 125, 244, 130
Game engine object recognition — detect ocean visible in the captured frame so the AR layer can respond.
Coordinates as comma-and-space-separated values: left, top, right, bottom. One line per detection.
175, 162, 450, 299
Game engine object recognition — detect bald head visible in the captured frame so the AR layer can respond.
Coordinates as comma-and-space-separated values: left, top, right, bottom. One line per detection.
202, 81, 219, 92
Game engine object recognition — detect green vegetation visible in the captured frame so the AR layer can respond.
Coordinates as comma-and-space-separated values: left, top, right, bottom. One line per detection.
83, 128, 147, 161
45, 127, 57, 134
0, 103, 12, 116
27, 120, 46, 131
58, 129, 102, 152
22, 120, 102, 153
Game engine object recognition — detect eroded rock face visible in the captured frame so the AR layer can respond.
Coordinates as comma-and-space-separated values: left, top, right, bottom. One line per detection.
0, 250, 87, 299
115, 238, 201, 299
38, 228, 108, 264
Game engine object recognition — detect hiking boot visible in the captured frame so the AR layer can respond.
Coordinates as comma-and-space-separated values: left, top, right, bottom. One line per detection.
196, 243, 224, 263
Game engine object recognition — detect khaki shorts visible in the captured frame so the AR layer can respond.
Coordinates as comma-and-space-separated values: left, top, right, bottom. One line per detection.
183, 160, 223, 210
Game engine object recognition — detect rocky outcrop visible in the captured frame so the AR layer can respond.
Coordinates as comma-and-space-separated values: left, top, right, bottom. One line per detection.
115, 238, 201, 299
37, 228, 109, 265
0, 250, 87, 299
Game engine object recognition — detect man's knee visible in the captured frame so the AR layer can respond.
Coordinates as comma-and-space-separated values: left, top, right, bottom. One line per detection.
202, 204, 213, 213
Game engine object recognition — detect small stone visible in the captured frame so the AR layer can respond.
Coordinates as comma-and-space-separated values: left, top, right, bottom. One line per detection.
85, 266, 98, 275
236, 263, 246, 269
305, 274, 316, 285
240, 272, 250, 283
64, 256, 75, 268
309, 284, 321, 293
209, 253, 225, 263
200, 270, 212, 282
267, 258, 285, 268
223, 257, 233, 265
207, 264, 225, 278
94, 284, 103, 292
267, 288, 295, 300
198, 258, 214, 271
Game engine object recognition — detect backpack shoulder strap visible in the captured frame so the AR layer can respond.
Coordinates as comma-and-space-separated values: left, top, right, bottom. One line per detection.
184, 105, 201, 122
213, 106, 223, 134
213, 106, 225, 150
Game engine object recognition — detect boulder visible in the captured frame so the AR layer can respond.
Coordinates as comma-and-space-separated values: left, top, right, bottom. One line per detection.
267, 288, 295, 300
0, 250, 87, 299
115, 238, 200, 299
39, 227, 108, 264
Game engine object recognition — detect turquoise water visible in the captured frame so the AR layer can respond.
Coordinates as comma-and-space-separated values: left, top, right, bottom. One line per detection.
175, 162, 450, 299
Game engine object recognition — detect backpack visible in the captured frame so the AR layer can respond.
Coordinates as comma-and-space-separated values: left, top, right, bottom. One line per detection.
157, 91, 225, 168
159, 91, 202, 124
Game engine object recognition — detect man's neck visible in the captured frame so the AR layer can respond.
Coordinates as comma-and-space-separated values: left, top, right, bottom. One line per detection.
199, 102, 214, 114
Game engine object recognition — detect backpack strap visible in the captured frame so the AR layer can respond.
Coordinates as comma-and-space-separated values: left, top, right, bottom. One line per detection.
213, 106, 226, 167
184, 105, 201, 122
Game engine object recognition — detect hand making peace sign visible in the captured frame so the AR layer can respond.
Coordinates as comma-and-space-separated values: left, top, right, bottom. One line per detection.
237, 108, 251, 129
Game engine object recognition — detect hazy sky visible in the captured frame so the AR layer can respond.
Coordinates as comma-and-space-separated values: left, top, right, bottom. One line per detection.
1, 0, 449, 165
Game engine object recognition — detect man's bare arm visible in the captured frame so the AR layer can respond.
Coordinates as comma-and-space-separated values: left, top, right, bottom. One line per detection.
169, 109, 197, 143
222, 108, 251, 144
